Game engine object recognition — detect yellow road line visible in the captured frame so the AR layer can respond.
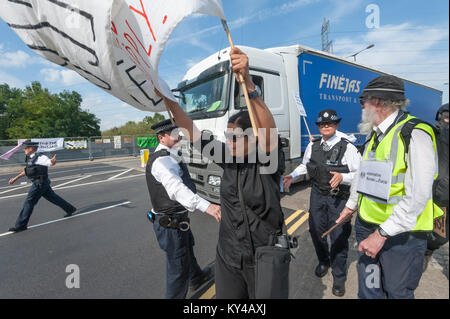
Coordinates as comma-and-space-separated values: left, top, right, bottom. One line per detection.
284, 210, 303, 225
288, 212, 310, 235
199, 284, 216, 299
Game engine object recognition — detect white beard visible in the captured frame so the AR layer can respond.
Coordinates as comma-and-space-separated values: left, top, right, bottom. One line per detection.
358, 107, 379, 135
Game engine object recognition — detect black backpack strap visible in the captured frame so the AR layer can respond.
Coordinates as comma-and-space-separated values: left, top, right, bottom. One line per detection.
31, 153, 42, 165
237, 168, 255, 259
400, 118, 436, 154
357, 131, 376, 155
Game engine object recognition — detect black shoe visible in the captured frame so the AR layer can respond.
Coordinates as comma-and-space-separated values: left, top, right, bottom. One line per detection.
332, 280, 346, 297
8, 226, 27, 233
189, 266, 214, 291
64, 207, 77, 218
315, 264, 329, 278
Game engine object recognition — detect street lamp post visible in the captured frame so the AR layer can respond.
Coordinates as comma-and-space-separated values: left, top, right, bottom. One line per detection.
346, 44, 375, 62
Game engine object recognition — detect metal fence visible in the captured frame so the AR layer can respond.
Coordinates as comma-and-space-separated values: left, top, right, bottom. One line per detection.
0, 135, 157, 167
1, 132, 369, 167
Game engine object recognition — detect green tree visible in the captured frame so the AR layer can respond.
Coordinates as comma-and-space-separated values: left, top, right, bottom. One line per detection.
0, 83, 22, 140
1, 81, 101, 139
102, 113, 166, 136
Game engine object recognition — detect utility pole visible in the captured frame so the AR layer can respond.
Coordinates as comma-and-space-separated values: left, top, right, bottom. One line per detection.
321, 18, 333, 54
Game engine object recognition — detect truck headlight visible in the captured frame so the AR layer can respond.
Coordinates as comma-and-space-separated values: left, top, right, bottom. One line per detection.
208, 175, 221, 186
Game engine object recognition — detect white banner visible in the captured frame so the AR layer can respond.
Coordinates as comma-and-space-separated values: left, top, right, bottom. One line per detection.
64, 140, 88, 149
31, 138, 65, 153
0, 0, 225, 112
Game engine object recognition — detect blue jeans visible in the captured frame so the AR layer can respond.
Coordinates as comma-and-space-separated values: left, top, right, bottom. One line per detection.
153, 221, 204, 299
15, 178, 75, 228
355, 215, 427, 299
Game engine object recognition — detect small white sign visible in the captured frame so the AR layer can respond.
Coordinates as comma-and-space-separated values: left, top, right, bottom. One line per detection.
114, 136, 122, 149
357, 160, 393, 201
293, 91, 307, 117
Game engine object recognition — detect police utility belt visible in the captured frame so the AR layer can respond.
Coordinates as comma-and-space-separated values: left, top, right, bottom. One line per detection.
147, 210, 190, 232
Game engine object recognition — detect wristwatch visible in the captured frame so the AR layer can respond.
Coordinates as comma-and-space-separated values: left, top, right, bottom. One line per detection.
248, 89, 259, 99
378, 226, 390, 238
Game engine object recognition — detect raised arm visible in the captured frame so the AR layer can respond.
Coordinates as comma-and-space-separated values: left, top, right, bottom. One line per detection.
155, 90, 202, 144
230, 46, 278, 153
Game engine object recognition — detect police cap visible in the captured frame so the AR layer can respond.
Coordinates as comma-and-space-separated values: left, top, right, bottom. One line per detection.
360, 75, 406, 101
151, 119, 178, 135
316, 109, 342, 125
22, 140, 39, 148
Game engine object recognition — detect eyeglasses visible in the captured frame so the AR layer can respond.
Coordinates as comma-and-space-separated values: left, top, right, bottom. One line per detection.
224, 131, 247, 141
318, 122, 337, 128
359, 97, 367, 106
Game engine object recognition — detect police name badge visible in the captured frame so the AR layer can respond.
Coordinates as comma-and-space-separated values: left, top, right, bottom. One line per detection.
357, 160, 393, 201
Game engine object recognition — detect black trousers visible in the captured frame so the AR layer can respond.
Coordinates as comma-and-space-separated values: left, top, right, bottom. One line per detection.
215, 250, 256, 299
308, 187, 352, 282
15, 178, 75, 228
153, 221, 204, 299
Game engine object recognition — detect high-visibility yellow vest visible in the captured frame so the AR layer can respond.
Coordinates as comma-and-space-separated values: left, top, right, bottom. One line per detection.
358, 114, 444, 231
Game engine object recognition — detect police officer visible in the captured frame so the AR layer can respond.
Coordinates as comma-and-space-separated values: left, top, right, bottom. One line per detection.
146, 119, 221, 299
337, 75, 444, 299
284, 109, 361, 297
8, 140, 76, 232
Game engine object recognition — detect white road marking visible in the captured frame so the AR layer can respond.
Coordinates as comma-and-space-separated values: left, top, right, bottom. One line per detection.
107, 169, 133, 180
53, 175, 92, 189
0, 184, 30, 195
0, 232, 13, 237
0, 174, 144, 200
0, 168, 135, 191
0, 201, 131, 238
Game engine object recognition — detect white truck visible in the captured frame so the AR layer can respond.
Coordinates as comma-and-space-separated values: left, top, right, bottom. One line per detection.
173, 45, 442, 203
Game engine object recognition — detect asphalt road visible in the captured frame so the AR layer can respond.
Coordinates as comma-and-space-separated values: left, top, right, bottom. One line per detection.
0, 158, 448, 299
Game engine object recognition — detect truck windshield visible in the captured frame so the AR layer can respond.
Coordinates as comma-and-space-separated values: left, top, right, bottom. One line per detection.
176, 72, 229, 119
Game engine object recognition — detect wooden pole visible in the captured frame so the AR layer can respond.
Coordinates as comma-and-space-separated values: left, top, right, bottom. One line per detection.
165, 104, 175, 125
321, 212, 355, 238
321, 222, 341, 238
302, 117, 313, 141
221, 20, 258, 137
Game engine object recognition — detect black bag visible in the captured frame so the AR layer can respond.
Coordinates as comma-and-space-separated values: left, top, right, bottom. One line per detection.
254, 245, 291, 299
237, 169, 291, 299
400, 118, 449, 249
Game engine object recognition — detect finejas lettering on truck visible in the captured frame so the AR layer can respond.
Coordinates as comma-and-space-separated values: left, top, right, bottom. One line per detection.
319, 73, 362, 94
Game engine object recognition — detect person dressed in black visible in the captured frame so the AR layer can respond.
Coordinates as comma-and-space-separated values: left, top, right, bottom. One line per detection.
155, 46, 285, 299
425, 103, 449, 265
8, 140, 76, 232
284, 110, 361, 296
146, 119, 221, 299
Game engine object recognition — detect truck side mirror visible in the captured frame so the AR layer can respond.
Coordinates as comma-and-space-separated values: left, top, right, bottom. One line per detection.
280, 137, 289, 148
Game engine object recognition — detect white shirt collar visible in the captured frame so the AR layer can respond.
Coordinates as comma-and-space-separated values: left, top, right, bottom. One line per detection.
155, 143, 179, 156
321, 133, 339, 147
375, 110, 399, 135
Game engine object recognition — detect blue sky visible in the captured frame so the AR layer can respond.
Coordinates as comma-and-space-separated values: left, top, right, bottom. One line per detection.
0, 0, 448, 131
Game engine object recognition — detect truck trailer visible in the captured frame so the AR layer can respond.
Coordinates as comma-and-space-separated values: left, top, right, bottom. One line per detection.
173, 44, 443, 204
